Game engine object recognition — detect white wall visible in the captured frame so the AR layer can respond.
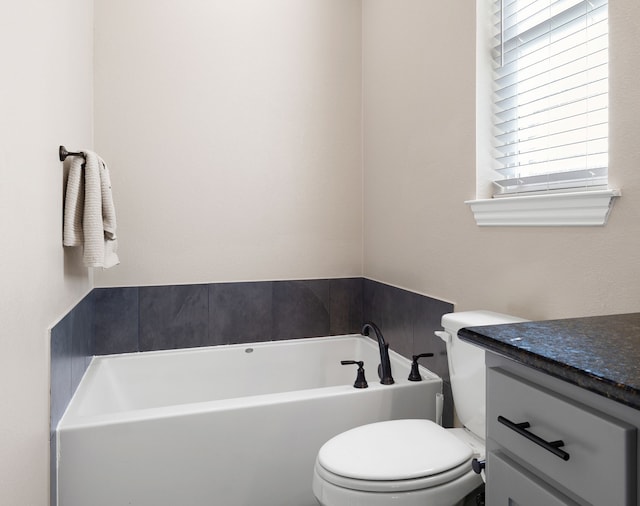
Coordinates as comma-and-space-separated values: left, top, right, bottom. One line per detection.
363, 0, 640, 320
93, 0, 363, 287
0, 0, 93, 504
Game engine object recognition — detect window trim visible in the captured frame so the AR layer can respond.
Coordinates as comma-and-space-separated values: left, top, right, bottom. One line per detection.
466, 189, 620, 226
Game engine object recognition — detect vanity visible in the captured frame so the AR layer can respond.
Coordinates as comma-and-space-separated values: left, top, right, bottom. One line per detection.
459, 313, 640, 506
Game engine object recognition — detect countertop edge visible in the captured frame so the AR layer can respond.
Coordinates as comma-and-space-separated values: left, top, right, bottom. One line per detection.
459, 327, 640, 411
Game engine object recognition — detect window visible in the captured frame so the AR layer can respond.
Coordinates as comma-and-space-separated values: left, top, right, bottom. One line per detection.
468, 0, 619, 226
493, 0, 608, 196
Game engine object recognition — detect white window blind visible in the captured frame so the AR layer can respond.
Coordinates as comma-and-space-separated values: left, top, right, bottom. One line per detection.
492, 0, 608, 197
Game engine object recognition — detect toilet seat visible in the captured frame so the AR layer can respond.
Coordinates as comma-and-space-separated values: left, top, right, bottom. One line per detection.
315, 456, 475, 493
315, 419, 475, 493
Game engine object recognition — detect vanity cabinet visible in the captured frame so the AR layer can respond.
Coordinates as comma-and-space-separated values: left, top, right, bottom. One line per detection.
487, 451, 580, 505
484, 354, 639, 506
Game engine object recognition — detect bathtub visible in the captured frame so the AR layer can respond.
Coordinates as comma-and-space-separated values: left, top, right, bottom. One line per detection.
57, 334, 442, 506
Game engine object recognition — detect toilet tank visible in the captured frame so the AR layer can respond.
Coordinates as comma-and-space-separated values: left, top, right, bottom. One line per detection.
437, 311, 526, 438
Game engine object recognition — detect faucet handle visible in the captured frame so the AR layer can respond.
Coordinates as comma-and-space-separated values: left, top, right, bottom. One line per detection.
408, 353, 434, 381
341, 360, 368, 389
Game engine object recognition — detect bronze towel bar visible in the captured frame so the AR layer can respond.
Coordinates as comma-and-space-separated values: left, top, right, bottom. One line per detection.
59, 145, 85, 162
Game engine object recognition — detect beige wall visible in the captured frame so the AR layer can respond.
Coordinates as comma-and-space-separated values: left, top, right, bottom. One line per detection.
4, 2, 640, 503
93, 0, 363, 287
0, 0, 93, 504
91, 0, 640, 318
363, 0, 640, 320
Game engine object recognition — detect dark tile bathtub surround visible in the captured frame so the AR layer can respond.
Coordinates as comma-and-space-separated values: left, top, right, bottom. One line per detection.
50, 292, 95, 438
363, 279, 454, 427
93, 286, 138, 354
91, 278, 364, 353
51, 278, 454, 412
140, 284, 210, 351
54, 279, 451, 360
273, 279, 331, 339
209, 281, 274, 344
50, 291, 95, 506
329, 277, 364, 335
208, 279, 363, 344
51, 277, 453, 425
272, 278, 364, 340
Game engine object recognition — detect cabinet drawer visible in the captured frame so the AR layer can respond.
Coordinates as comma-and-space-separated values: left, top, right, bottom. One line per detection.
487, 451, 579, 505
487, 367, 636, 506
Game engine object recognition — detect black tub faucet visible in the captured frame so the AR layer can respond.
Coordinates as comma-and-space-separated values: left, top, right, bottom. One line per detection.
361, 322, 394, 385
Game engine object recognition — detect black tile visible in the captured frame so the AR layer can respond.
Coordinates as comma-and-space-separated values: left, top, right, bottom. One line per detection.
209, 282, 273, 345
329, 278, 363, 335
363, 280, 415, 359
272, 280, 331, 340
139, 284, 209, 351
70, 292, 94, 391
413, 295, 454, 382
51, 292, 97, 433
50, 315, 72, 438
94, 287, 139, 355
442, 380, 454, 428
362, 278, 379, 323
363, 279, 455, 426
50, 291, 95, 506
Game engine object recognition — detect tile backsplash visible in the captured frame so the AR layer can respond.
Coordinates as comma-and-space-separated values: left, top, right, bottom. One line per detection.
51, 276, 453, 414
50, 277, 453, 505
92, 278, 363, 354
363, 279, 454, 426
49, 291, 95, 506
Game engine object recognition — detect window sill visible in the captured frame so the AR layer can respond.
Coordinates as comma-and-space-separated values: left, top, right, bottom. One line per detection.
465, 189, 621, 227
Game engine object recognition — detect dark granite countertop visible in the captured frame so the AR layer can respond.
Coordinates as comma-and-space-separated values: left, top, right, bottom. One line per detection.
458, 313, 640, 410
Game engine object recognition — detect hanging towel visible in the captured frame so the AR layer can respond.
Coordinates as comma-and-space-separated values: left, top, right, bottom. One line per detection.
63, 150, 119, 268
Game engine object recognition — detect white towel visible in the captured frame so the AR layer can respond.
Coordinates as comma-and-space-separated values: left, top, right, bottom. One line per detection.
63, 150, 119, 268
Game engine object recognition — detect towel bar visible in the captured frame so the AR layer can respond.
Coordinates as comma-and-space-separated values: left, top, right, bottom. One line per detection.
59, 145, 86, 162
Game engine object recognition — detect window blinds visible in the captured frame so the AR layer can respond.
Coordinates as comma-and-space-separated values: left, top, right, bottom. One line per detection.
492, 0, 608, 196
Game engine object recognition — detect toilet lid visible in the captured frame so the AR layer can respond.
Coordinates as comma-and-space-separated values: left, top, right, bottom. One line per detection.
317, 419, 473, 481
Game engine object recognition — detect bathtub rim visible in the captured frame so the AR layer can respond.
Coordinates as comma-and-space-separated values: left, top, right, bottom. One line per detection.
57, 334, 441, 431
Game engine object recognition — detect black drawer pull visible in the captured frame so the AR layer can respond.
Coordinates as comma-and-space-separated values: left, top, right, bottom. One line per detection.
497, 415, 570, 461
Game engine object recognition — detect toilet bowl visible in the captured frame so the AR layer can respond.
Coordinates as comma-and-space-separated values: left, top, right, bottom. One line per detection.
312, 311, 526, 506
312, 419, 484, 506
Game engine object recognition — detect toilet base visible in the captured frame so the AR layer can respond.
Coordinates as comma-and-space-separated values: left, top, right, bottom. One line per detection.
312, 467, 482, 506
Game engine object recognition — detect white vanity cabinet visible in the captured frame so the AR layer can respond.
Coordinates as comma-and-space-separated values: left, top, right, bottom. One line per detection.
484, 353, 639, 506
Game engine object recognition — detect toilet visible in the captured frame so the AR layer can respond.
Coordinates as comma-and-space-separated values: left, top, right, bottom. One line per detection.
312, 310, 526, 506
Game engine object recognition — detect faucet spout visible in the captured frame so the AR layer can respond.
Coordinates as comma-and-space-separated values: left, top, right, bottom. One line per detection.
361, 322, 394, 385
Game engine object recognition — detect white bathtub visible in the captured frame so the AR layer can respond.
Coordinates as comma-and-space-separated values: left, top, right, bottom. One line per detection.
57, 335, 442, 506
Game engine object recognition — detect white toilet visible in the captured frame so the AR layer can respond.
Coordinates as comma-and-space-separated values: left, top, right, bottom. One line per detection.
312, 310, 526, 506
